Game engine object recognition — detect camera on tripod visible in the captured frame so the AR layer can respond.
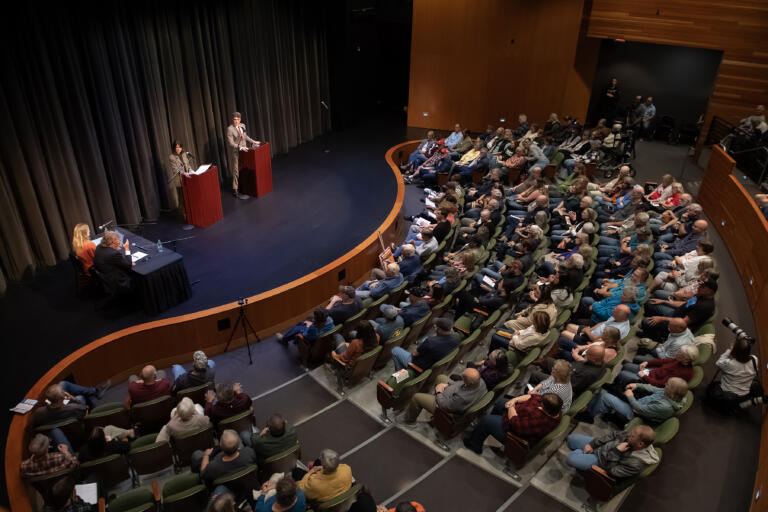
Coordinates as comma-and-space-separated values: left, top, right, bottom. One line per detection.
722, 317, 755, 344
238, 298, 248, 306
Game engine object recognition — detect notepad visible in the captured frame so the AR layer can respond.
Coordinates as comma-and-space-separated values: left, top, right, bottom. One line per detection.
192, 164, 211, 175
10, 398, 37, 414
76, 483, 98, 505
131, 251, 148, 263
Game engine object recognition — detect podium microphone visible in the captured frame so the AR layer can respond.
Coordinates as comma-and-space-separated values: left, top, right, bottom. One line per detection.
320, 101, 330, 110
320, 100, 331, 153
98, 220, 114, 232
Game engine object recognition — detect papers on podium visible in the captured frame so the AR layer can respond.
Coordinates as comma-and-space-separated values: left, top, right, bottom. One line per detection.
191, 164, 211, 175
131, 251, 148, 263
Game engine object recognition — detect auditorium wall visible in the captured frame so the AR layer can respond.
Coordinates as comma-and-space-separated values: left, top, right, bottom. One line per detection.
586, 0, 768, 145
406, 0, 599, 131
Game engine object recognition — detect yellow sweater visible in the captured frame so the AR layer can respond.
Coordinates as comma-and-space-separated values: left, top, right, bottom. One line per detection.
297, 464, 353, 502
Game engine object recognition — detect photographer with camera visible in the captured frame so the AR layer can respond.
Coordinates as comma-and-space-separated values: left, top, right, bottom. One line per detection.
706, 318, 766, 413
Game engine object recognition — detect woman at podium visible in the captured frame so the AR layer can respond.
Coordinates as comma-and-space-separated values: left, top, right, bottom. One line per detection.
168, 140, 193, 214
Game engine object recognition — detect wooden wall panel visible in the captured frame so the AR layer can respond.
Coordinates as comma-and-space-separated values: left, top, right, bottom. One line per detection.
697, 146, 768, 512
407, 0, 597, 132
587, 0, 768, 145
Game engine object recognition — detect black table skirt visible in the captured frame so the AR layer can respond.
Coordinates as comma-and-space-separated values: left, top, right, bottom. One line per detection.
134, 256, 191, 316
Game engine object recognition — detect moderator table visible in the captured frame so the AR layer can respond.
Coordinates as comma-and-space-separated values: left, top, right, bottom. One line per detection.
117, 228, 192, 316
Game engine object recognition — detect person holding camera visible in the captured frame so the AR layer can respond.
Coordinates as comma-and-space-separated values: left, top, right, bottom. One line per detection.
706, 337, 762, 412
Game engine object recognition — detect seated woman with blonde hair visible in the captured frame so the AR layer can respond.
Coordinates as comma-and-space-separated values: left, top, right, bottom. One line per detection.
72, 223, 97, 275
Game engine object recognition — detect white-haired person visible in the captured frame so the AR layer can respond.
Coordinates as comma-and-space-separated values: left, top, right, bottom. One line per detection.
581, 377, 688, 425
156, 397, 211, 443
355, 263, 404, 300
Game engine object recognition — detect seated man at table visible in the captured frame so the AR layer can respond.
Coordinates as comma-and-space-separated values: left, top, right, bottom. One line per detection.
565, 425, 658, 479
128, 365, 171, 406
20, 433, 79, 478
401, 368, 487, 425
356, 263, 404, 300
241, 413, 298, 466
192, 429, 257, 484
297, 449, 353, 503
172, 350, 216, 393
391, 317, 460, 371
463, 393, 562, 455
204, 382, 252, 426
93, 230, 133, 294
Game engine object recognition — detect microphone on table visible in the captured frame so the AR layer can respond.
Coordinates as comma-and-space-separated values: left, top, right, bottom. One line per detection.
98, 220, 114, 232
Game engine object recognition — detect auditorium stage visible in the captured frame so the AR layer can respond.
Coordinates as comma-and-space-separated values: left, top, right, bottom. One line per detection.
0, 113, 408, 485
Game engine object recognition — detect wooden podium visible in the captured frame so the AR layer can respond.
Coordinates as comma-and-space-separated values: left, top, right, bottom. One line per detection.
239, 143, 273, 198
182, 165, 223, 227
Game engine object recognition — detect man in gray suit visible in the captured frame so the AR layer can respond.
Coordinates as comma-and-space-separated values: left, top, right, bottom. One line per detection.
227, 111, 260, 199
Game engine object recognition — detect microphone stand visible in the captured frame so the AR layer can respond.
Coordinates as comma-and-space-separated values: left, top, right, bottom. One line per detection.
159, 236, 195, 252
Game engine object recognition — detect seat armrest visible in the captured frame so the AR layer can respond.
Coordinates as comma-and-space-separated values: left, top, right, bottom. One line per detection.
408, 362, 424, 373
591, 465, 612, 480
377, 380, 393, 392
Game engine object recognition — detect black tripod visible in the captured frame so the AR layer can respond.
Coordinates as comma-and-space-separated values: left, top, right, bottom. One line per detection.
224, 298, 260, 364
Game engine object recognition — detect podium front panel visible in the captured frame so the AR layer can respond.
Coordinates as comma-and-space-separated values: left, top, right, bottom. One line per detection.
238, 143, 273, 198
182, 165, 223, 228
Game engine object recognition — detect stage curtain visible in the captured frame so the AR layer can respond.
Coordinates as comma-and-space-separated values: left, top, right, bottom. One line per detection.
0, 0, 329, 290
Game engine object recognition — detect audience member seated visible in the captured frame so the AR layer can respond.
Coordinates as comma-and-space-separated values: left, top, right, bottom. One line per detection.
241, 413, 298, 466
706, 338, 759, 413
649, 242, 714, 296
72, 223, 97, 275
277, 308, 335, 345
192, 429, 257, 485
653, 220, 709, 268
500, 284, 557, 332
20, 433, 79, 478
34, 383, 93, 428
397, 288, 431, 327
616, 344, 698, 387
370, 304, 405, 341
463, 393, 563, 455
582, 284, 639, 323
393, 245, 424, 282
524, 359, 573, 412
157, 397, 211, 443
128, 365, 172, 406
93, 230, 133, 294
634, 317, 694, 362
563, 326, 620, 365
78, 425, 135, 462
583, 377, 688, 425
297, 449, 353, 503
488, 310, 551, 356
356, 263, 404, 300
639, 279, 716, 341
401, 368, 487, 425
205, 383, 251, 426
565, 425, 659, 478
332, 322, 381, 367
326, 286, 363, 325
172, 350, 215, 392
535, 345, 606, 396
256, 475, 306, 512
391, 317, 460, 372
462, 349, 512, 390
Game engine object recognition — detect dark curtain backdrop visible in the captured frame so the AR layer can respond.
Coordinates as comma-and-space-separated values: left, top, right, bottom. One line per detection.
0, 0, 329, 292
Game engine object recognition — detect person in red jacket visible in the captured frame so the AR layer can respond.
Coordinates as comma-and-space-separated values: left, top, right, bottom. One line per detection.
204, 382, 251, 425
617, 344, 698, 387
463, 393, 562, 455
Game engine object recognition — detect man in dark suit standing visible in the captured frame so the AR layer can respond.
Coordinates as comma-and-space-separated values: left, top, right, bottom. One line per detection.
226, 111, 260, 199
93, 231, 132, 294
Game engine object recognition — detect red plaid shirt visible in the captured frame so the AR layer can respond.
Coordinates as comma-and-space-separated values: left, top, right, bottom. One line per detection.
503, 394, 561, 444
21, 452, 78, 478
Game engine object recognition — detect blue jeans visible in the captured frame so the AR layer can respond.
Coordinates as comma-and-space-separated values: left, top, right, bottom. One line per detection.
565, 434, 599, 470
391, 346, 413, 371
600, 236, 619, 246
587, 391, 634, 421
48, 427, 73, 453
172, 360, 216, 382
617, 363, 643, 386
476, 262, 504, 286
408, 152, 427, 167
558, 336, 579, 361
465, 414, 505, 454
59, 381, 99, 409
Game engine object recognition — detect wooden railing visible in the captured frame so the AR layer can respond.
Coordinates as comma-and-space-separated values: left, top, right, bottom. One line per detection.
4, 141, 419, 512
698, 145, 768, 512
